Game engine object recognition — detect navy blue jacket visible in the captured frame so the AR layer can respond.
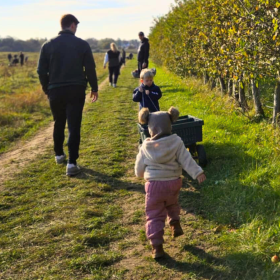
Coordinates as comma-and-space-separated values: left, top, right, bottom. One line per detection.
133, 83, 162, 112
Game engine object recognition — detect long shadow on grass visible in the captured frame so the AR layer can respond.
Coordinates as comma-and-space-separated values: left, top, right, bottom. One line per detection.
157, 84, 198, 95
157, 245, 266, 279
180, 142, 280, 228
77, 167, 145, 194
162, 88, 196, 95
157, 248, 227, 279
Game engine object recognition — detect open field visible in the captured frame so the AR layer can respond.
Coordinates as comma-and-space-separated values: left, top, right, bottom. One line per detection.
1, 57, 280, 279
0, 52, 107, 154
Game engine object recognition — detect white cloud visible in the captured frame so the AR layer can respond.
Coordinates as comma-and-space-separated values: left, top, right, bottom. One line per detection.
0, 0, 174, 40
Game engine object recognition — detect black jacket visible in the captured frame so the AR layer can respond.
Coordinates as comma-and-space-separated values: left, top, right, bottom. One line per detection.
108, 50, 120, 67
133, 83, 162, 112
137, 38, 150, 63
37, 30, 98, 94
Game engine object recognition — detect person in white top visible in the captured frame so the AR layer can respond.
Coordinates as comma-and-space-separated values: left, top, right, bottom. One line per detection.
103, 43, 122, 88
135, 107, 206, 259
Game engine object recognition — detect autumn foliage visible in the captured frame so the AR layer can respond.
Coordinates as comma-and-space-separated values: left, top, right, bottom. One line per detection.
149, 0, 280, 123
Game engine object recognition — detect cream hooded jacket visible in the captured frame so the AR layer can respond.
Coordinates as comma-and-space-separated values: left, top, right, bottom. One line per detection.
135, 134, 204, 181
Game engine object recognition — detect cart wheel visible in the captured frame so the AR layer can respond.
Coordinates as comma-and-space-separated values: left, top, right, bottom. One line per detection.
196, 145, 207, 167
186, 144, 198, 163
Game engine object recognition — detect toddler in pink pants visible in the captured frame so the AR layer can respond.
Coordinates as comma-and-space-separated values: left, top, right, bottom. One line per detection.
135, 107, 206, 259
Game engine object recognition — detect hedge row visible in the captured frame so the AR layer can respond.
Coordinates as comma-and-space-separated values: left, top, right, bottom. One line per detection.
149, 0, 280, 122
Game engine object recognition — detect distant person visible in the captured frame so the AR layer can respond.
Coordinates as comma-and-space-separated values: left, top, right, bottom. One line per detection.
135, 107, 206, 259
127, 53, 133, 60
137, 31, 150, 74
103, 43, 121, 88
121, 48, 126, 66
37, 14, 98, 176
119, 48, 126, 75
7, 53, 12, 63
19, 52, 24, 66
25, 56, 29, 64
11, 55, 19, 66
133, 69, 162, 113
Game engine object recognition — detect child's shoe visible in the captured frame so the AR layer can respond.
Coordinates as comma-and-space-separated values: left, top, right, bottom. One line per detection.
170, 220, 184, 238
152, 244, 165, 259
113, 83, 117, 88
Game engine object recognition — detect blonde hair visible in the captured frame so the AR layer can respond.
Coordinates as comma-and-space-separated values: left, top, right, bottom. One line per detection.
110, 43, 118, 52
140, 69, 154, 80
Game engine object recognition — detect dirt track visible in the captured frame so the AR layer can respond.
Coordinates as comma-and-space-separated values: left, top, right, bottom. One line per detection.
0, 78, 108, 188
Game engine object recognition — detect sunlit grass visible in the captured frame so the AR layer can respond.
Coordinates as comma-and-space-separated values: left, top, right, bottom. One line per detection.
0, 52, 107, 153
2, 58, 280, 279
0, 59, 138, 279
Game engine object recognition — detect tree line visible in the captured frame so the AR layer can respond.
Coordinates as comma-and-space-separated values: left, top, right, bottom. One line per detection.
0, 37, 138, 53
149, 0, 280, 124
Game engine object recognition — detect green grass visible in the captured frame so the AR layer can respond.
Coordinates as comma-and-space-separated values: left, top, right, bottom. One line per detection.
2, 57, 280, 279
0, 58, 139, 280
0, 52, 107, 154
151, 62, 280, 279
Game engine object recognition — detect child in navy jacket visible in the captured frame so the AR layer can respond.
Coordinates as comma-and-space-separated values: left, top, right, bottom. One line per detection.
133, 69, 162, 112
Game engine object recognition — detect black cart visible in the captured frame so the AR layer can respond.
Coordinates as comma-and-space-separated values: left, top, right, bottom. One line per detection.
137, 115, 207, 167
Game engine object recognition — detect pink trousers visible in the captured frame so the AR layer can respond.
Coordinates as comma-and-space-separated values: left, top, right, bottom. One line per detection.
145, 178, 182, 246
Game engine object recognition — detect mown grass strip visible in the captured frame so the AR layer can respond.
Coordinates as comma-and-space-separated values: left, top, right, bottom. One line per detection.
0, 53, 107, 153
2, 58, 280, 279
148, 62, 280, 279
0, 59, 140, 280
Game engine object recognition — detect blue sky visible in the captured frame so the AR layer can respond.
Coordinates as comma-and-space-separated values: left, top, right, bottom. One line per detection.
0, 0, 175, 40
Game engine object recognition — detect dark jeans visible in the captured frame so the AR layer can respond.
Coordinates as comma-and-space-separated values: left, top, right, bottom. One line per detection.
48, 85, 86, 164
109, 66, 119, 84
138, 61, 149, 74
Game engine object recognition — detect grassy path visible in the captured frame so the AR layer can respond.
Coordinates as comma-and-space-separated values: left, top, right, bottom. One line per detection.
0, 53, 106, 154
1, 59, 280, 279
0, 78, 109, 189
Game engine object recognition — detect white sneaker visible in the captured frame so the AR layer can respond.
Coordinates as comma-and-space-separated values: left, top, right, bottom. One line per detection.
109, 83, 112, 86
55, 154, 66, 164
66, 163, 81, 176
113, 84, 117, 88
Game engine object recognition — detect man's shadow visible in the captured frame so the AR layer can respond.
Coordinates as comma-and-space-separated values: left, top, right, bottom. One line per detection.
76, 167, 145, 194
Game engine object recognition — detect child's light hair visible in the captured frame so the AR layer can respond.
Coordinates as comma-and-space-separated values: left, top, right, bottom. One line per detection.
110, 43, 118, 52
140, 69, 154, 80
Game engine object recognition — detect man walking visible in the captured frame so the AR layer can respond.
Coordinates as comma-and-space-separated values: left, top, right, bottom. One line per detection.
137, 32, 150, 74
37, 14, 98, 176
7, 53, 12, 63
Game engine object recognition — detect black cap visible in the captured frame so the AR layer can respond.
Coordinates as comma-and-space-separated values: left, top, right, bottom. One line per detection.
138, 31, 144, 36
